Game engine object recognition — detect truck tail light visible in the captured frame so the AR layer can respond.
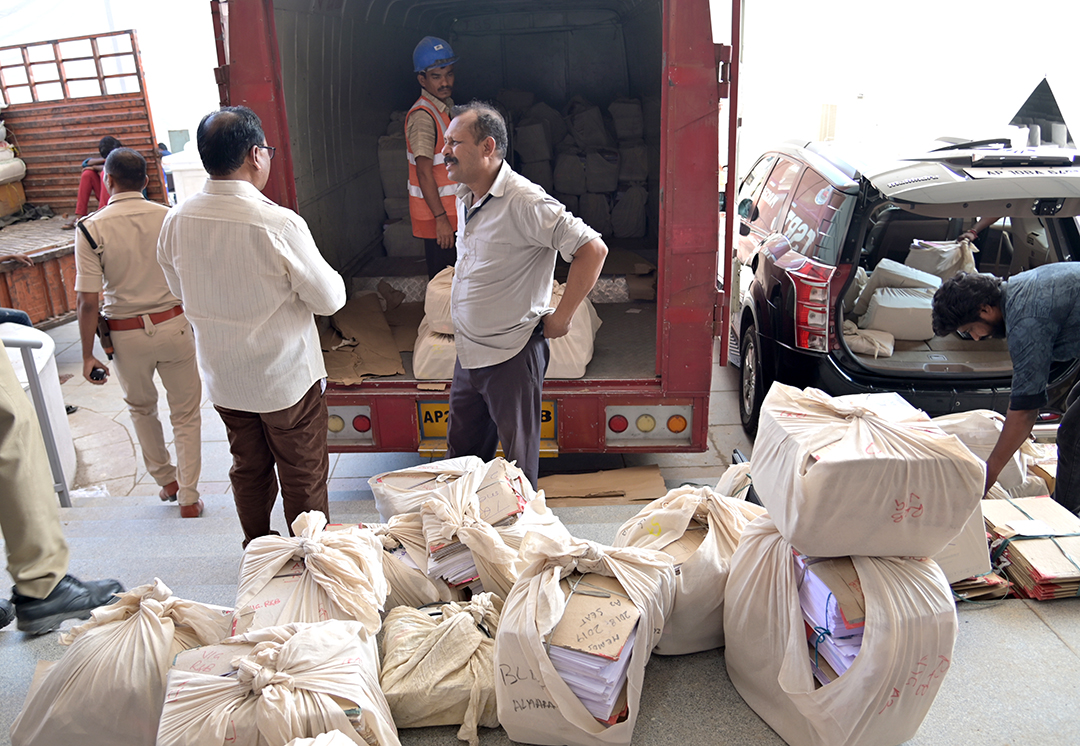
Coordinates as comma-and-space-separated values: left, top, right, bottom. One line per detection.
667, 415, 687, 433
608, 414, 629, 433
353, 415, 371, 433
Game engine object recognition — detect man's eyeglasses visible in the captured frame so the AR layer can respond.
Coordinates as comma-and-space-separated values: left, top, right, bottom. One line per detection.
257, 144, 276, 160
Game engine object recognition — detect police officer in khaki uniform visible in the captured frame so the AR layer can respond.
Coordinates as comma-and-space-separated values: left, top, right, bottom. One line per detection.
74, 148, 204, 517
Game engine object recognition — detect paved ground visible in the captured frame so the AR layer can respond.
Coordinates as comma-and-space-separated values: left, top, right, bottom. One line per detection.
1, 320, 1078, 745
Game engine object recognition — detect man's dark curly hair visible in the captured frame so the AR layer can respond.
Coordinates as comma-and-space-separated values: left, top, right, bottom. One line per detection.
97, 136, 122, 159
931, 272, 1004, 337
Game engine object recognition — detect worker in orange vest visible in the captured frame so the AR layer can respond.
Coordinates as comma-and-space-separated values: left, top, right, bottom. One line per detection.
406, 36, 459, 279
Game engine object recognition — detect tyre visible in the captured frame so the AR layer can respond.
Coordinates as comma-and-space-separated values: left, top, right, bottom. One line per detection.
739, 323, 765, 437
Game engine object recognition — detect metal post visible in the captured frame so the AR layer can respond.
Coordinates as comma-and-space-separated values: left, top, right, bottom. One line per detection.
4, 337, 72, 507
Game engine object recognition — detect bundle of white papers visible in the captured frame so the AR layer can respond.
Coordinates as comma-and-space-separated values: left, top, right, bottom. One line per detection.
427, 541, 482, 590
794, 553, 864, 684
549, 624, 637, 722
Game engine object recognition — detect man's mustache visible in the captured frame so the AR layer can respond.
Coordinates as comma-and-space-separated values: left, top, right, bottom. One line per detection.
445, 156, 458, 165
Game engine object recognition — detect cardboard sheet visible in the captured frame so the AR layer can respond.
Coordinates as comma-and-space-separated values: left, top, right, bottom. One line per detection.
982, 496, 1080, 599
538, 464, 667, 506
550, 573, 640, 659
325, 292, 405, 383
384, 300, 425, 352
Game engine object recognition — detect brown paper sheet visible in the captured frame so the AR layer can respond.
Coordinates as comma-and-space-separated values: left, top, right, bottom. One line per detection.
326, 293, 405, 383
549, 573, 639, 660
384, 301, 425, 353
538, 464, 667, 506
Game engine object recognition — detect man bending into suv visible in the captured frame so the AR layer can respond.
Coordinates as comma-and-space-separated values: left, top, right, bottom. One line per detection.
932, 266, 1080, 513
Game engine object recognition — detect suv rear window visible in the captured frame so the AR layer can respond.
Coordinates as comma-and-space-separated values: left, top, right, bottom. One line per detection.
751, 157, 801, 235
783, 169, 853, 265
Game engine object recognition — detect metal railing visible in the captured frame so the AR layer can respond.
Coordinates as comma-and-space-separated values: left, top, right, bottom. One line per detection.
1, 335, 71, 507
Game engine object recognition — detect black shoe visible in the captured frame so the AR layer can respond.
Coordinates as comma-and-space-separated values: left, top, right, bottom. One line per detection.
12, 575, 124, 635
65, 404, 78, 415
0, 598, 13, 630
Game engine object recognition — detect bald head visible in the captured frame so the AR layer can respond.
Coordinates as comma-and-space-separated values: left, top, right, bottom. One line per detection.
197, 106, 265, 176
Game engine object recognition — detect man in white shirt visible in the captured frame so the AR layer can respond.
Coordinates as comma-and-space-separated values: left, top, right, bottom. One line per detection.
75, 147, 203, 517
442, 102, 608, 487
157, 106, 347, 546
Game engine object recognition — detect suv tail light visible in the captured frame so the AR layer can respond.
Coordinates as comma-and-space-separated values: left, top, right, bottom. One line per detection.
789, 261, 852, 352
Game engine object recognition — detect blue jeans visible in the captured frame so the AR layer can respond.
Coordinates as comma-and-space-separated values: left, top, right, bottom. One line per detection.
0, 308, 32, 327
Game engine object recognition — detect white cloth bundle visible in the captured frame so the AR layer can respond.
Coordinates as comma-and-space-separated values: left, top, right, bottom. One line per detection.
286, 732, 360, 746
585, 148, 620, 193
515, 118, 553, 163
842, 319, 894, 357
521, 160, 554, 193
10, 579, 232, 746
368, 455, 485, 520
424, 266, 455, 335
566, 98, 612, 149
553, 151, 587, 195
547, 281, 602, 379
158, 620, 400, 746
724, 515, 957, 746
361, 517, 456, 609
412, 316, 457, 380
931, 409, 1024, 489
420, 458, 572, 599
716, 462, 754, 500
857, 286, 935, 341
752, 383, 985, 557
904, 238, 977, 280
617, 140, 648, 182
233, 511, 387, 635
578, 193, 612, 236
610, 184, 647, 238
612, 486, 765, 654
607, 98, 644, 141
495, 533, 675, 746
851, 258, 940, 317
380, 594, 502, 745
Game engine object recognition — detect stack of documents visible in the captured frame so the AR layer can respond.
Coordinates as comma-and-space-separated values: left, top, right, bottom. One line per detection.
793, 552, 865, 685
982, 497, 1080, 599
425, 462, 528, 594
547, 574, 640, 723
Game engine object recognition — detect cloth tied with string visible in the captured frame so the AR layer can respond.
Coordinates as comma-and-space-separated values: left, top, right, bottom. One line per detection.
380, 593, 503, 745
233, 511, 388, 635
724, 515, 957, 746
751, 383, 985, 557
369, 455, 486, 520
612, 485, 765, 654
157, 620, 400, 746
495, 533, 675, 746
10, 579, 233, 746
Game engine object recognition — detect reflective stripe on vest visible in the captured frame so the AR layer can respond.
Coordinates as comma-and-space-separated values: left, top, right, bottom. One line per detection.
406, 96, 458, 240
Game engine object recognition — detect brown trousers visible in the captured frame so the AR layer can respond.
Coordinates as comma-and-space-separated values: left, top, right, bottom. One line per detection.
214, 381, 330, 546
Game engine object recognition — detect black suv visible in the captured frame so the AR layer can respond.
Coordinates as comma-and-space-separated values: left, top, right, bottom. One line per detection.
730, 139, 1080, 435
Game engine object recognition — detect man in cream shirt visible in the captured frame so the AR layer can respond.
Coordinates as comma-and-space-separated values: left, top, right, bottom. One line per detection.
158, 106, 346, 546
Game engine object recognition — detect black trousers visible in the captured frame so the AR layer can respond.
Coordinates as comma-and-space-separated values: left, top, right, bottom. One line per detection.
446, 325, 549, 488
1054, 380, 1080, 513
425, 238, 457, 280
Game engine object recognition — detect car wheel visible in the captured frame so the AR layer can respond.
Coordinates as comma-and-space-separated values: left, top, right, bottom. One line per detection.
739, 324, 765, 437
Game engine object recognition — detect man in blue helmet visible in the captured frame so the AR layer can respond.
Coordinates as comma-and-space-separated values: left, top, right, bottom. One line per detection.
407, 36, 460, 279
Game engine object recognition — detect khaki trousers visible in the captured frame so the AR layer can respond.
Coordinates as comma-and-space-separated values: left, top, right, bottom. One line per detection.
110, 313, 202, 505
215, 381, 330, 547
0, 340, 69, 598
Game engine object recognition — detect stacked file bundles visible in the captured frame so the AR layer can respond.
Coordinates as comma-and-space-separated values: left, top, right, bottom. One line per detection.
794, 553, 865, 685
495, 533, 674, 746
612, 485, 765, 654
159, 620, 400, 746
725, 516, 957, 746
422, 458, 531, 596
369, 455, 486, 520
982, 496, 1080, 599
231, 511, 388, 635
546, 574, 640, 723
10, 580, 232, 746
751, 384, 985, 558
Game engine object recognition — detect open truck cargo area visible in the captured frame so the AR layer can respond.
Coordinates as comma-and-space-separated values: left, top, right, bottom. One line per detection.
214, 0, 732, 455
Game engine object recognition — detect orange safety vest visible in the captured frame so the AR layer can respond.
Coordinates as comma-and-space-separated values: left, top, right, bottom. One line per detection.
406, 96, 459, 239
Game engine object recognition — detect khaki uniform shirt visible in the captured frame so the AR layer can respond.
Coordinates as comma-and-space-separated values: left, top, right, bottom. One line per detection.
73, 191, 178, 319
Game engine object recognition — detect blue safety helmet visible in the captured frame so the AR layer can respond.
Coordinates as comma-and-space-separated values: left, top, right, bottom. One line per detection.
413, 36, 458, 73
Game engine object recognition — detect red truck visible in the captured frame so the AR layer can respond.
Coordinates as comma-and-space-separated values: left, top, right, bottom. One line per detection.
211, 0, 740, 457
